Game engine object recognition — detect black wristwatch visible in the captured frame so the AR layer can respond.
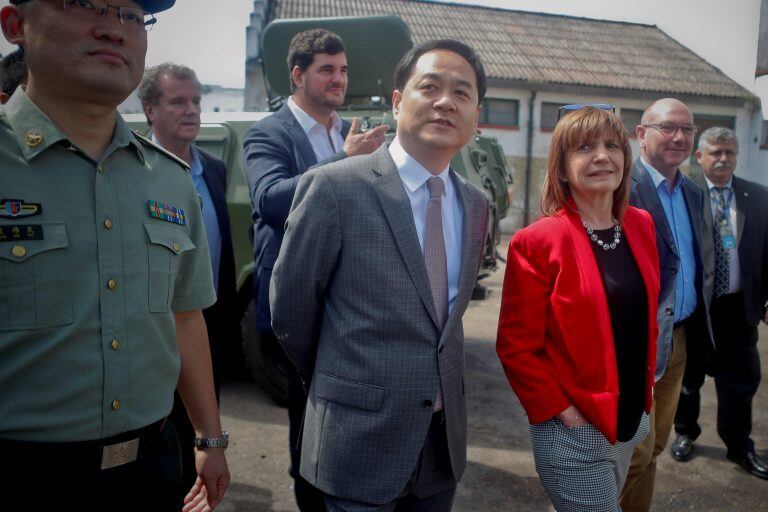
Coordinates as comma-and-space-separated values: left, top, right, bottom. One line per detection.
193, 431, 229, 450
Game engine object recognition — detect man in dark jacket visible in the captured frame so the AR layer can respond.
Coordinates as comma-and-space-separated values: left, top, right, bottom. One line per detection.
242, 28, 387, 511
671, 127, 768, 479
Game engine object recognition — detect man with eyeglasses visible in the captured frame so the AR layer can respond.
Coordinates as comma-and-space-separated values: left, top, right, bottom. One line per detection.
621, 98, 714, 511
671, 127, 768, 480
0, 1, 229, 510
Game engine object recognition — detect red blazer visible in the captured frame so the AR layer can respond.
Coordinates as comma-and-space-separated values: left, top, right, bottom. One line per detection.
496, 206, 660, 444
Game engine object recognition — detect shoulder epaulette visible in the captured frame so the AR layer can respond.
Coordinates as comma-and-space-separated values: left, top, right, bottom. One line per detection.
131, 129, 191, 172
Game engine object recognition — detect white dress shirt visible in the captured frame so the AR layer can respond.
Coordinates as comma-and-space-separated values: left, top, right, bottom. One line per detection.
705, 175, 741, 294
287, 96, 345, 162
389, 138, 464, 313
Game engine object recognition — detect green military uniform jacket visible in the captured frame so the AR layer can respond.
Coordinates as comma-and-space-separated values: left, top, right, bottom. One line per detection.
0, 89, 216, 442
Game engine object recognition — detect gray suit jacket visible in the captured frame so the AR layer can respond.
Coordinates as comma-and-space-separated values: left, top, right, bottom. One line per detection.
270, 144, 489, 504
692, 173, 768, 327
629, 158, 713, 380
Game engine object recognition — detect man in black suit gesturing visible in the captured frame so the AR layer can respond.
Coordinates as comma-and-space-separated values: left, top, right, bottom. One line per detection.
139, 62, 241, 494
671, 127, 768, 479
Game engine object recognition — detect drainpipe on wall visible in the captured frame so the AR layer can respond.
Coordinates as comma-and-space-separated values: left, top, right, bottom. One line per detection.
523, 90, 537, 226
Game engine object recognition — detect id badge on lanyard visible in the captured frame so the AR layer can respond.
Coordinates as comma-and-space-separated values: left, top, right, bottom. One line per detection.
717, 188, 736, 249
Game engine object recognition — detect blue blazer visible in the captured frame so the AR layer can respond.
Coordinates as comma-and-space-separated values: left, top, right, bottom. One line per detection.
197, 147, 236, 306
243, 103, 351, 330
629, 158, 713, 380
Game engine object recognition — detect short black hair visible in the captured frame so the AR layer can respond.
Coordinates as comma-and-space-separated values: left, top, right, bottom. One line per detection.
0, 48, 27, 97
286, 28, 345, 92
393, 39, 487, 104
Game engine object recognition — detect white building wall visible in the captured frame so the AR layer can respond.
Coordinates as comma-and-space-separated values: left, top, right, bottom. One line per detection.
479, 87, 757, 230
742, 110, 768, 186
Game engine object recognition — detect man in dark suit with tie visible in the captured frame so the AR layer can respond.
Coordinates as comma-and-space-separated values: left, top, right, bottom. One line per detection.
270, 38, 490, 512
242, 29, 388, 511
139, 62, 241, 495
621, 98, 714, 512
670, 127, 768, 479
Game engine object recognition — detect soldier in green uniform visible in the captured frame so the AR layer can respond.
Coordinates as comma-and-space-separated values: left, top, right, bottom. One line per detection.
0, 1, 229, 510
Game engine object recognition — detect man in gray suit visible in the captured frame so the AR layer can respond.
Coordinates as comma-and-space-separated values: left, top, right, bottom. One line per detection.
270, 39, 490, 511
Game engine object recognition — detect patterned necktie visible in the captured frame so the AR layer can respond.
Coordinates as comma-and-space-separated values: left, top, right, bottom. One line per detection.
425, 176, 448, 412
713, 187, 730, 298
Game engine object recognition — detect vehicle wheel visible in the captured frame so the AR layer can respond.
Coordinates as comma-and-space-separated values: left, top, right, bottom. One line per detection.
241, 300, 291, 407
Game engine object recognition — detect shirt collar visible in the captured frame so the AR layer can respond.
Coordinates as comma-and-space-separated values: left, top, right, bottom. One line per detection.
703, 175, 732, 191
641, 156, 685, 192
287, 96, 342, 135
388, 137, 451, 194
151, 134, 200, 176
3, 86, 143, 162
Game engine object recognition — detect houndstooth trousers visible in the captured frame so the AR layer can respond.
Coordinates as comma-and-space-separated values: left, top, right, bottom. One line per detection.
529, 414, 649, 512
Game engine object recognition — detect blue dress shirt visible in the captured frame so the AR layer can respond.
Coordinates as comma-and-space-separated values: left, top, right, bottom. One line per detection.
642, 158, 697, 322
189, 147, 222, 294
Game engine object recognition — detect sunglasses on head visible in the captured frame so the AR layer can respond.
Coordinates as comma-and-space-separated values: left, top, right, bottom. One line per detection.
557, 103, 615, 120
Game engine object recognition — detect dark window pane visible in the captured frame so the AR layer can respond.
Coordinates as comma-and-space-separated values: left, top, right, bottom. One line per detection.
692, 114, 736, 154
541, 102, 560, 130
621, 109, 643, 135
761, 120, 768, 149
481, 98, 519, 126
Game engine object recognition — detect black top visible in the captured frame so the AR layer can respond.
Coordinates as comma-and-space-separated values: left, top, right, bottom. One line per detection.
588, 227, 648, 442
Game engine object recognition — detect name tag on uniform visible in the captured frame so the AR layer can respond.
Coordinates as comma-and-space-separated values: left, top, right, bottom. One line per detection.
0, 224, 43, 242
722, 234, 736, 249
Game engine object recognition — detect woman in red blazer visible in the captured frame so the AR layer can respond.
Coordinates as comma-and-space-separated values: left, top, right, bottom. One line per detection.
497, 106, 660, 511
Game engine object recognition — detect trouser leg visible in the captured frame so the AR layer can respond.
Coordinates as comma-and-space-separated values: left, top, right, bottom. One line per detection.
674, 329, 707, 440
621, 326, 686, 512
715, 327, 760, 456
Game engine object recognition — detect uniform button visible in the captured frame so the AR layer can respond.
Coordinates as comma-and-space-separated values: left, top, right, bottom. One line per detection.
111, 400, 120, 411
104, 218, 113, 230
665, 307, 673, 316
671, 268, 678, 275
97, 164, 104, 174
107, 278, 117, 290
111, 339, 121, 351
11, 245, 26, 258
422, 399, 433, 408
438, 346, 444, 354
172, 242, 180, 253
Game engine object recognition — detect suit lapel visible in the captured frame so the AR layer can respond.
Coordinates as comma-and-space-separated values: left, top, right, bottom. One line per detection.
681, 179, 703, 253
371, 146, 440, 329
278, 105, 318, 170
439, 173, 478, 343
623, 210, 662, 342
197, 148, 228, 230
563, 211, 614, 364
734, 177, 748, 243
632, 161, 678, 257
700, 179, 715, 242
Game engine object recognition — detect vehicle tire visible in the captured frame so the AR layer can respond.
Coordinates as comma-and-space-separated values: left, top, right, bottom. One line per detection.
241, 300, 291, 407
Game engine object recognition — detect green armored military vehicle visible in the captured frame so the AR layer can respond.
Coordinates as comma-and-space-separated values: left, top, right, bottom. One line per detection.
125, 15, 511, 404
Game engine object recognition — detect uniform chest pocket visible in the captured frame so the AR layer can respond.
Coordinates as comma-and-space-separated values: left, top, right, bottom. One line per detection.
0, 223, 73, 331
143, 221, 196, 312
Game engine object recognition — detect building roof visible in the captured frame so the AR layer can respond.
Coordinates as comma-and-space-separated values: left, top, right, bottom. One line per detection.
273, 0, 751, 100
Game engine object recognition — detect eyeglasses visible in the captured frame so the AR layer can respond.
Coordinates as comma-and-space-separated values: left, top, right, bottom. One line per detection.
15, 0, 157, 31
642, 123, 698, 138
557, 103, 615, 120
